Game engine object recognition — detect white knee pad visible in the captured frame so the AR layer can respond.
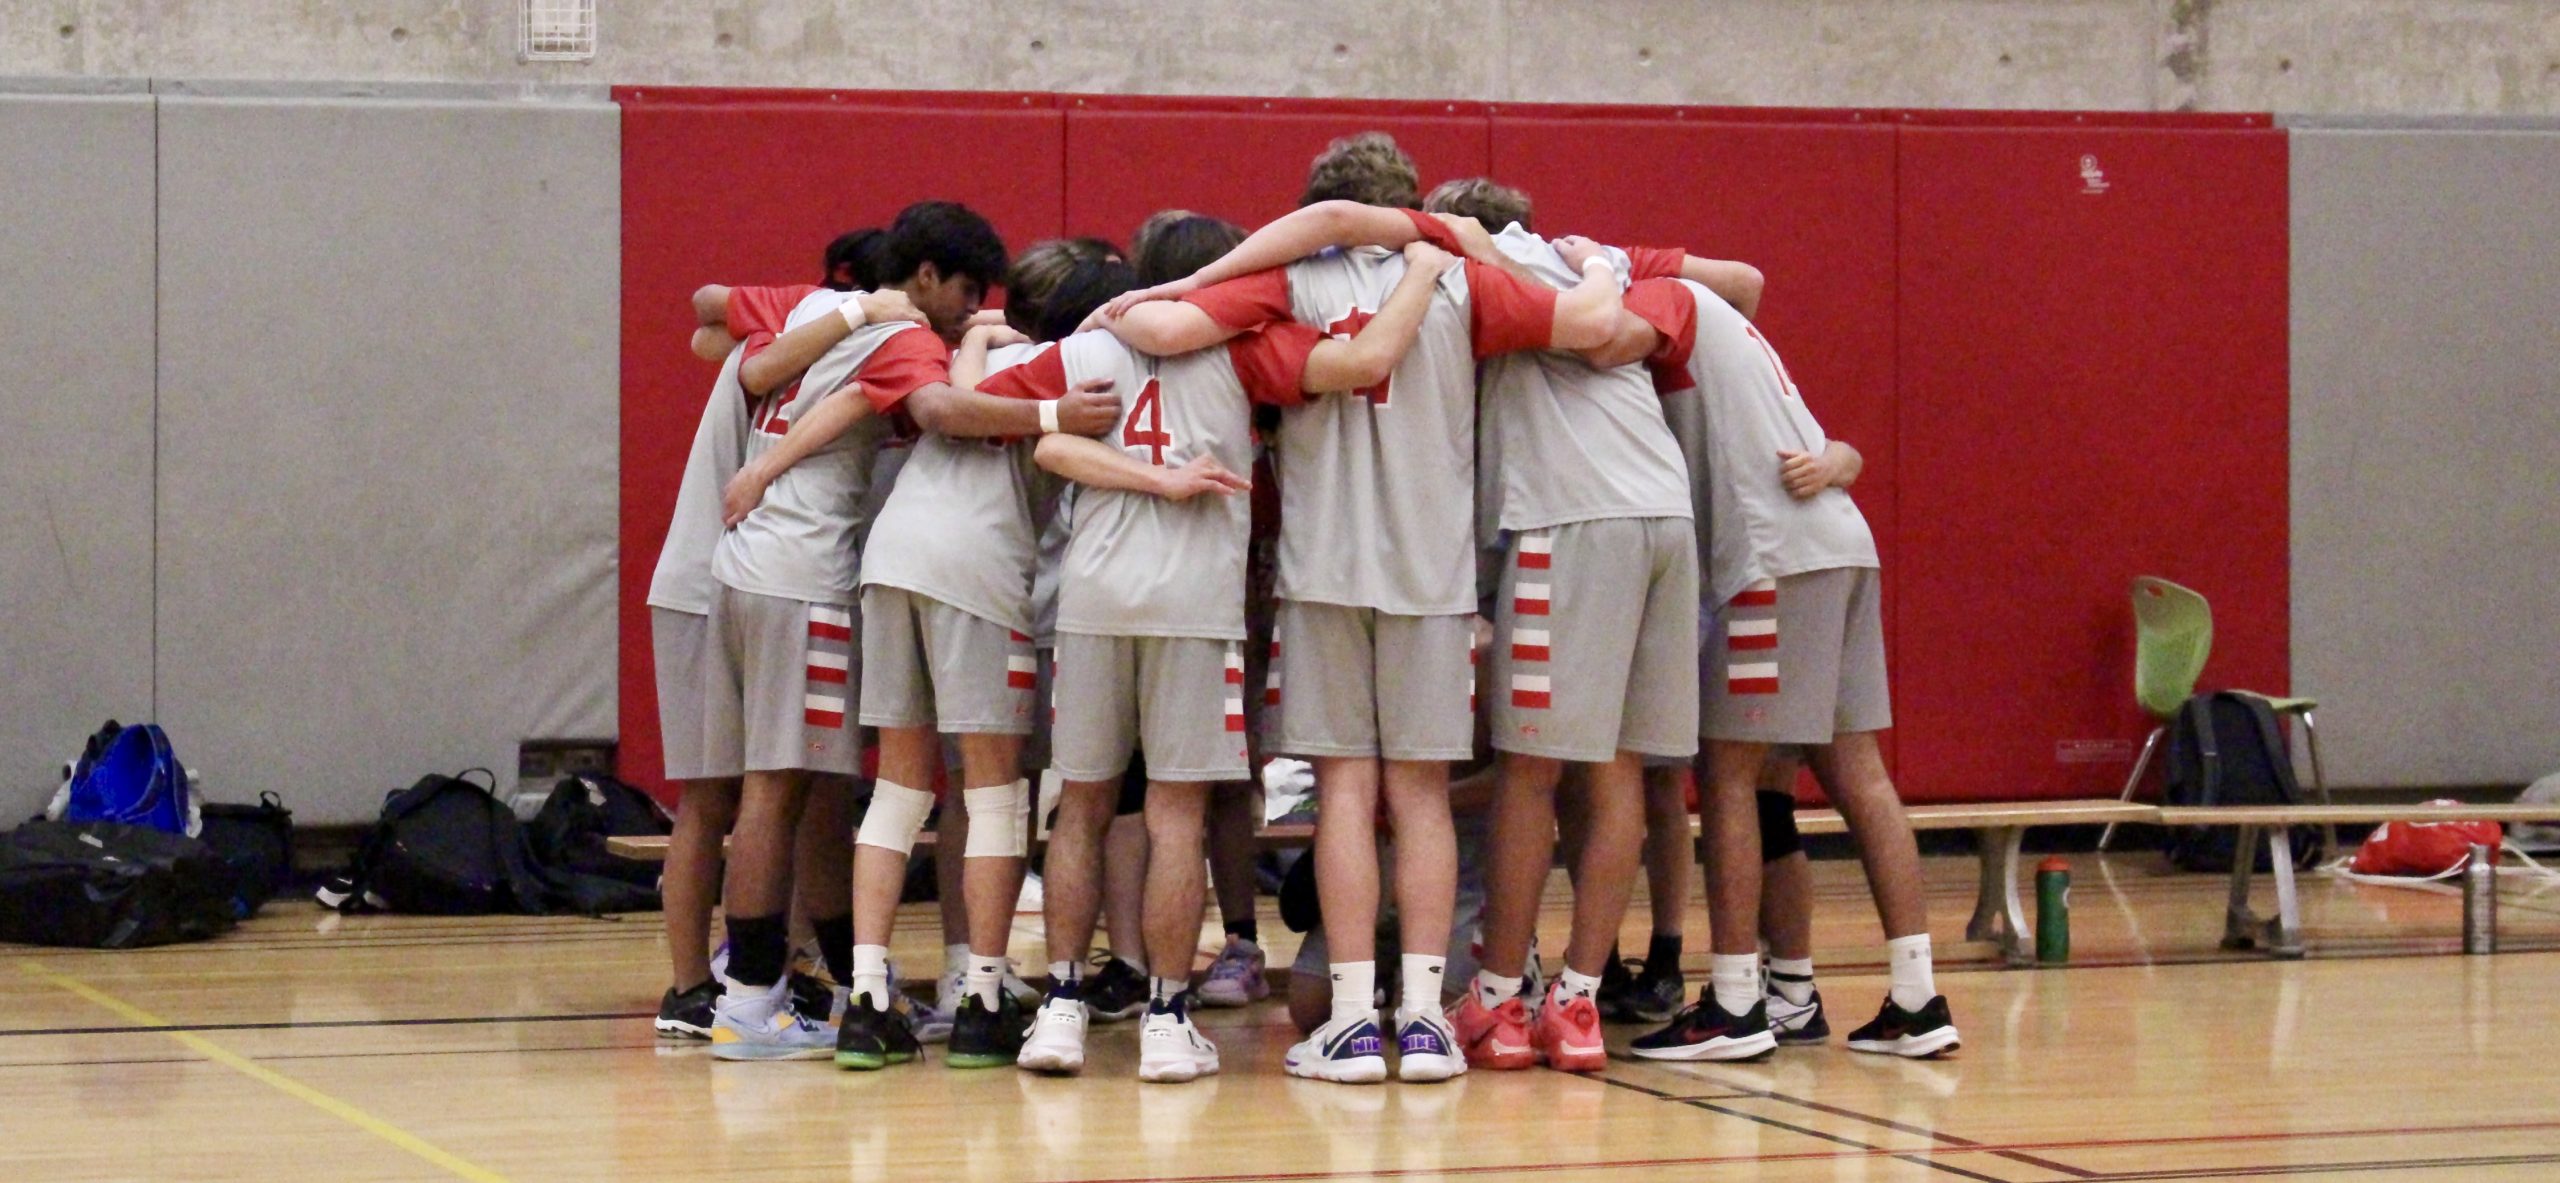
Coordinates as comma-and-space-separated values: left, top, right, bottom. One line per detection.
962, 778, 1031, 859
855, 780, 934, 853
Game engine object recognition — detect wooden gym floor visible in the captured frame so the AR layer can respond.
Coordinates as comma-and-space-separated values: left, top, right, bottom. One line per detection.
7, 852, 2560, 1182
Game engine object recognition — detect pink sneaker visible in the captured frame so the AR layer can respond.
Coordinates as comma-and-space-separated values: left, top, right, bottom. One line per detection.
1449, 991, 1537, 1071
1534, 985, 1608, 1073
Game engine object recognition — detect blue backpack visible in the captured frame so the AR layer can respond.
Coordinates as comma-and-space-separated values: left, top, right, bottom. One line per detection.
56, 720, 198, 837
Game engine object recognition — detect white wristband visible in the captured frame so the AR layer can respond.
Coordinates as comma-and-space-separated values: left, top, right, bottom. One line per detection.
838, 299, 867, 331
1037, 399, 1062, 434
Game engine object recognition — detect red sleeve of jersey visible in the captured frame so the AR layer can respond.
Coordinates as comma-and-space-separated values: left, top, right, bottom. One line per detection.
1463, 261, 1560, 360
1623, 278, 1701, 393
1395, 208, 1469, 254
1623, 247, 1688, 282
973, 344, 1071, 403
1180, 268, 1293, 331
1226, 322, 1322, 408
724, 284, 821, 338
849, 327, 953, 413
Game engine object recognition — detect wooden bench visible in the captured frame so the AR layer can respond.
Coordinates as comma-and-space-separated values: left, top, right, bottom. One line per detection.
1796, 800, 2157, 965
2153, 803, 2560, 958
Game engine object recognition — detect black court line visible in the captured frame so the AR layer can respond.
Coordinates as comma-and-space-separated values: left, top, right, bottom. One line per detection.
2074, 1151, 2560, 1180
1600, 1075, 2016, 1182
1624, 1059, 2094, 1179
0, 1009, 651, 1038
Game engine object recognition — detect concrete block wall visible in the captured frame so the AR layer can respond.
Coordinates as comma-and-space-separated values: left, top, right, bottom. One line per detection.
5, 1, 2558, 117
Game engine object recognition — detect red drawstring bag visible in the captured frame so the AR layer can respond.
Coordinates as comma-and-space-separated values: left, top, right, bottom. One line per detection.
2349, 801, 2503, 877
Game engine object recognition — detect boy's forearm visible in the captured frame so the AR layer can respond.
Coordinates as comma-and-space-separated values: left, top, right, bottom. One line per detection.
1825, 440, 1862, 489
1549, 260, 1627, 351
1683, 258, 1764, 320
1034, 433, 1165, 496
908, 383, 1044, 439
739, 306, 857, 397
756, 384, 873, 479
1106, 302, 1240, 357
1187, 201, 1426, 290
1309, 260, 1439, 391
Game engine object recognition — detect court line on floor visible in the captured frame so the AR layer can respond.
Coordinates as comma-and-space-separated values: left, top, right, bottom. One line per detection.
0, 1009, 651, 1038
1626, 1061, 2093, 1178
17, 960, 512, 1183
1601, 1075, 2017, 1182
2074, 1151, 2560, 1180
0, 1041, 653, 1071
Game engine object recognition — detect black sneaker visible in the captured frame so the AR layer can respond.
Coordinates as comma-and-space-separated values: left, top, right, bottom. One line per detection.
1594, 952, 1637, 1022
945, 992, 1027, 1069
788, 971, 841, 1024
1597, 957, 1679, 1019
1846, 995, 1961, 1058
1768, 988, 1832, 1045
1084, 954, 1150, 1024
834, 996, 922, 1071
1630, 988, 1778, 1062
655, 978, 722, 1040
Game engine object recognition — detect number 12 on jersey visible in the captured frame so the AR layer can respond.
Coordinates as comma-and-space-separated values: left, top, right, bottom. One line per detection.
1120, 377, 1171, 465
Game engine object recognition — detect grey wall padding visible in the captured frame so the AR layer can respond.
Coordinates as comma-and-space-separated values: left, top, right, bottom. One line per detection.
155, 95, 620, 822
0, 93, 158, 820
2292, 130, 2560, 789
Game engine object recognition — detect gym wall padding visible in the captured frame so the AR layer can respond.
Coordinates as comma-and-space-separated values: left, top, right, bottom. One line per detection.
0, 88, 158, 821
155, 92, 622, 824
1063, 95, 1492, 243
610, 89, 2303, 804
616, 88, 1068, 798
1894, 125, 2292, 801
2290, 128, 2560, 789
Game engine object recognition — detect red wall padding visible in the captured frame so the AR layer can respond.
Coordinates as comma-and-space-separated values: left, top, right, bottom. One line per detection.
1892, 126, 2290, 800
616, 89, 1066, 799
614, 89, 2290, 805
1062, 95, 1492, 248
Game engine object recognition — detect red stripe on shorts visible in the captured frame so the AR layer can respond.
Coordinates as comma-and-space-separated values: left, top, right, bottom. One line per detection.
1512, 689, 1552, 709
1518, 550, 1551, 570
1727, 677, 1781, 696
809, 621, 854, 642
1731, 589, 1777, 608
808, 665, 849, 684
1726, 633, 1777, 652
806, 708, 847, 727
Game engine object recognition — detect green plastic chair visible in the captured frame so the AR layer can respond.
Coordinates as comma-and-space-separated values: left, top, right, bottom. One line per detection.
2097, 577, 2330, 852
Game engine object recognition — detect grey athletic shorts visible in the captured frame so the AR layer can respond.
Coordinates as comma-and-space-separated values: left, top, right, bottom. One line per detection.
652, 607, 736, 782
1269, 601, 1475, 762
1702, 567, 1892, 744
1490, 518, 1701, 763
703, 586, 862, 776
857, 585, 1038, 735
1050, 634, 1250, 784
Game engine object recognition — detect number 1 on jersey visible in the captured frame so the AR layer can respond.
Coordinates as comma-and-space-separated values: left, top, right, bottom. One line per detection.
1121, 377, 1171, 465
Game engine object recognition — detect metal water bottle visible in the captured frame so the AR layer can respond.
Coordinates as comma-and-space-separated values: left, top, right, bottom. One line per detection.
2462, 842, 2497, 955
2035, 856, 2071, 964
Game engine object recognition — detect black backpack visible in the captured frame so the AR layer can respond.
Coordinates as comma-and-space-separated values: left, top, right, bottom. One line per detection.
318, 770, 547, 915
0, 819, 239, 948
2162, 692, 2317, 873
199, 793, 294, 918
523, 774, 670, 915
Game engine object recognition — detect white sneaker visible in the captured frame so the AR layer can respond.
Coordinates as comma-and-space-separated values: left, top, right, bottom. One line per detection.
1283, 1012, 1388, 1084
1394, 1008, 1465, 1083
1138, 1010, 1220, 1084
708, 981, 834, 1062
1016, 992, 1090, 1075
917, 970, 963, 1044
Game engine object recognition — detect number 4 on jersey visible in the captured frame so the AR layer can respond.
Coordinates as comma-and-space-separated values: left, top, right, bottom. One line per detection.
1121, 377, 1171, 465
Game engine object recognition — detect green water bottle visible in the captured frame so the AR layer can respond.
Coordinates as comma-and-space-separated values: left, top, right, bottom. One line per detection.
2035, 856, 2071, 964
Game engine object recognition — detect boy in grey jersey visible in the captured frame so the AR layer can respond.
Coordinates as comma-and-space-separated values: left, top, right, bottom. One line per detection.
1580, 254, 1958, 1062
1098, 187, 1623, 1084
651, 280, 927, 1039
1007, 239, 1459, 1083
702, 202, 1121, 1064
1413, 181, 1699, 1073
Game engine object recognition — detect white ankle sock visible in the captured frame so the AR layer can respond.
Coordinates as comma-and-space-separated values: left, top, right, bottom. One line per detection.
1048, 958, 1081, 986
1557, 966, 1602, 1001
1398, 954, 1447, 1016
942, 942, 970, 975
965, 954, 1005, 1008
852, 945, 892, 1010
1474, 969, 1523, 1009
1767, 956, 1816, 1006
1886, 934, 1935, 1011
1149, 976, 1187, 1009
1328, 961, 1377, 1026
1710, 954, 1760, 1015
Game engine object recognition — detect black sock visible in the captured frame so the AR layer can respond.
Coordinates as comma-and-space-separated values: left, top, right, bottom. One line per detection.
723, 913, 789, 987
1645, 933, 1683, 975
1224, 918, 1259, 946
1149, 991, 1187, 1018
812, 913, 854, 983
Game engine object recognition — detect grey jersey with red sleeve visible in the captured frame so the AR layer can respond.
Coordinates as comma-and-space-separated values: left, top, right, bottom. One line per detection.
859, 341, 1062, 636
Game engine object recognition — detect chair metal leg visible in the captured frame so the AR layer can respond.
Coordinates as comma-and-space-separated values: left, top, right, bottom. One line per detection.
2221, 823, 2306, 958
2223, 823, 2262, 950
2266, 825, 2304, 958
2097, 725, 2166, 852
1963, 826, 2030, 965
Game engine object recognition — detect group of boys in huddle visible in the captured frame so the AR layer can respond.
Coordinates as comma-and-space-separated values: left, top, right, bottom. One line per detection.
645, 131, 1960, 1087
